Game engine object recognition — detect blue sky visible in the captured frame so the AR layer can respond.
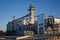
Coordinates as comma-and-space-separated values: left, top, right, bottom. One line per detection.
0, 0, 60, 31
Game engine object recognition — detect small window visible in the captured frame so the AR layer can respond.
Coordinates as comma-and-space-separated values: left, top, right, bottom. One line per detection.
39, 23, 43, 25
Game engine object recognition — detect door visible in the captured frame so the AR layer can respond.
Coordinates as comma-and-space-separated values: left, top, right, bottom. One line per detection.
39, 27, 44, 34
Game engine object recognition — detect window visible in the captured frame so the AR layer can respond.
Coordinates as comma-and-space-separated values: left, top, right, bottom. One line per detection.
39, 23, 43, 25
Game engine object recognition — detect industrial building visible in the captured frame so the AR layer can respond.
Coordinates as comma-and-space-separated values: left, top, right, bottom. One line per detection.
7, 4, 37, 36
37, 14, 60, 35
7, 4, 60, 36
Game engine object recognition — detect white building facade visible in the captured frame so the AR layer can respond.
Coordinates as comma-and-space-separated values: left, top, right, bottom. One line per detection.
37, 14, 48, 34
